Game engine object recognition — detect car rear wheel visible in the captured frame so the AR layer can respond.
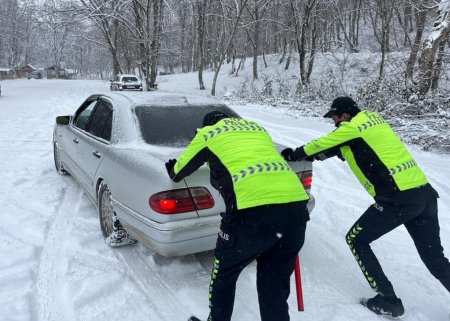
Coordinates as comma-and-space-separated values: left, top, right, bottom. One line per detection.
98, 182, 136, 247
99, 183, 114, 237
53, 141, 67, 175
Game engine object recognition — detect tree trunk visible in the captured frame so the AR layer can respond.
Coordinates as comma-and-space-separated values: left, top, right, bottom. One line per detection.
279, 37, 287, 64
112, 19, 122, 75
284, 39, 294, 70
252, 20, 259, 80
296, 0, 314, 87
405, 2, 428, 80
431, 41, 446, 90
378, 0, 394, 78
335, 1, 360, 52
149, 0, 163, 89
395, 7, 411, 46
417, 0, 450, 95
197, 0, 207, 90
306, 14, 317, 84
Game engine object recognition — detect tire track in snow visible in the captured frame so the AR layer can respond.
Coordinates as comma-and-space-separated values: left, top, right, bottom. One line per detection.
115, 247, 195, 320
35, 177, 82, 321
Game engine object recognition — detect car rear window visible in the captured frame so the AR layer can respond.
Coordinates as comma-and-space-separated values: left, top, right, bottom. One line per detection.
122, 77, 138, 82
135, 105, 240, 147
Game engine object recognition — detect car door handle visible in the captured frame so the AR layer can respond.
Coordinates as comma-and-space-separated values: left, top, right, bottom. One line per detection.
73, 138, 79, 144
93, 151, 101, 158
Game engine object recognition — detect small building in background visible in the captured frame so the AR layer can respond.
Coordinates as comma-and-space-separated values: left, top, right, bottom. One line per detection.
15, 64, 38, 78
0, 67, 15, 79
46, 64, 68, 79
65, 69, 78, 79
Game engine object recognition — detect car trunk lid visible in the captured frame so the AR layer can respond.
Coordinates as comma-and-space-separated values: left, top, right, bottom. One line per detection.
149, 146, 312, 218
181, 166, 226, 217
149, 148, 224, 218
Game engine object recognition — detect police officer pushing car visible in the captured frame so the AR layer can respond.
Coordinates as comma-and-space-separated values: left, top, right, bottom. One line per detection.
282, 96, 450, 318
166, 111, 310, 321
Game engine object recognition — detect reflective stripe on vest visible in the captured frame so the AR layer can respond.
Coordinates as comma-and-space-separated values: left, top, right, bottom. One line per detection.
232, 161, 291, 183
203, 124, 266, 141
388, 159, 417, 175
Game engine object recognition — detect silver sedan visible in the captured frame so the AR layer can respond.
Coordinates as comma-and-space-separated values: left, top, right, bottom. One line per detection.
53, 92, 315, 256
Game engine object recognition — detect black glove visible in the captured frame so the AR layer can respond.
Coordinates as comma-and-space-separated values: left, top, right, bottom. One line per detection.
165, 159, 177, 176
281, 148, 294, 161
304, 155, 316, 162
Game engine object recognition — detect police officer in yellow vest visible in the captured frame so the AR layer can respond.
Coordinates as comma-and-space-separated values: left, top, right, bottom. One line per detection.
282, 97, 450, 318
166, 111, 310, 321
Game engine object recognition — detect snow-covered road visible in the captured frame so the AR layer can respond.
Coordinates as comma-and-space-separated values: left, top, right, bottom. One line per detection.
0, 79, 448, 321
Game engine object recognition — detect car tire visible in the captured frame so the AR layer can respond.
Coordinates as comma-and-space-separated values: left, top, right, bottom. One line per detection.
53, 141, 67, 175
98, 182, 115, 237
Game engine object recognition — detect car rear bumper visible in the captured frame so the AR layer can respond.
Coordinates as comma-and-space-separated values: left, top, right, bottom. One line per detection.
113, 199, 220, 256
121, 85, 142, 90
113, 194, 315, 257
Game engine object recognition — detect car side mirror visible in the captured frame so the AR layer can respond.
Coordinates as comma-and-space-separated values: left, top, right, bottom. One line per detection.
56, 115, 70, 125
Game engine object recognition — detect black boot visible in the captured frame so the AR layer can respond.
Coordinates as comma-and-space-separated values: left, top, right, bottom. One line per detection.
188, 316, 202, 321
360, 294, 404, 318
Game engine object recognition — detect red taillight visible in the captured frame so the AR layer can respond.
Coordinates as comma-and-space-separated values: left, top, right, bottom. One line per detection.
160, 199, 176, 210
297, 170, 313, 191
149, 187, 214, 214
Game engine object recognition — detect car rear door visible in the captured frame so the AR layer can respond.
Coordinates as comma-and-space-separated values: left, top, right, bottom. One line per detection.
76, 100, 113, 196
61, 99, 97, 178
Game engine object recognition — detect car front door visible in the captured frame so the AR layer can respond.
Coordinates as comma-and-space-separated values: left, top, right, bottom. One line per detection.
76, 100, 113, 197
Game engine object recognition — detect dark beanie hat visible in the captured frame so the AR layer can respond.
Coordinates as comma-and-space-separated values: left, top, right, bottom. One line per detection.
202, 111, 229, 126
323, 97, 361, 118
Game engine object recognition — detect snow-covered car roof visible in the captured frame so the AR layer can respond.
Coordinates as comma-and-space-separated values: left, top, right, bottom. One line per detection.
102, 91, 227, 107
117, 74, 139, 77
92, 91, 230, 145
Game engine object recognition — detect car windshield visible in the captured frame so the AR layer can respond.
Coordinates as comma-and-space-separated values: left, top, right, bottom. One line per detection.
135, 105, 240, 147
122, 77, 138, 83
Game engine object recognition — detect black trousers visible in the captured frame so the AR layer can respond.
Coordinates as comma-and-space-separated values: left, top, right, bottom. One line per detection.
207, 201, 309, 321
346, 184, 450, 297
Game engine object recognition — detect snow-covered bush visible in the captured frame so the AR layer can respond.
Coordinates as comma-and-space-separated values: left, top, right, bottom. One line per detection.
356, 80, 395, 112
228, 52, 450, 152
357, 80, 450, 152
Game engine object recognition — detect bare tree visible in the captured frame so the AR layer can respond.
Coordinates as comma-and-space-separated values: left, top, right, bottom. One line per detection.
196, 0, 208, 89
211, 0, 250, 96
149, 0, 164, 88
431, 40, 446, 90
417, 0, 450, 94
290, 0, 327, 86
128, 0, 165, 89
405, 0, 430, 80
243, 0, 272, 80
0, 0, 39, 69
333, 0, 362, 52
368, 0, 396, 78
41, 0, 76, 72
75, 0, 129, 75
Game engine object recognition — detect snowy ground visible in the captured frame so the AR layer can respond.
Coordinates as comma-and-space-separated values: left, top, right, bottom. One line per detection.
0, 77, 449, 321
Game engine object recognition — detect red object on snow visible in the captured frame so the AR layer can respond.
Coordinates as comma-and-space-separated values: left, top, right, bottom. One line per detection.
294, 255, 304, 311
